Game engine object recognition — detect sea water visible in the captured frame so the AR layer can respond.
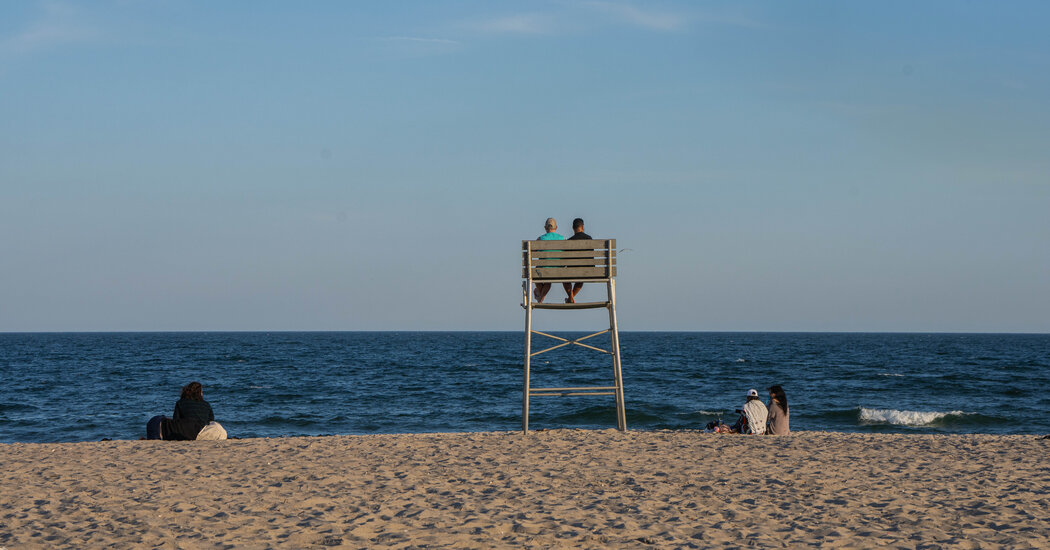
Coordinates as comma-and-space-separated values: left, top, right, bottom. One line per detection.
1, 332, 1048, 443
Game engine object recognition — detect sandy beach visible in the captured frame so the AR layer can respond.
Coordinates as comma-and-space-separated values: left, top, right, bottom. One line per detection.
2, 430, 1048, 549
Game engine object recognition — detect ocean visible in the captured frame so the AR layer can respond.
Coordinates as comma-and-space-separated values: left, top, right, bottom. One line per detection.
1, 332, 1048, 443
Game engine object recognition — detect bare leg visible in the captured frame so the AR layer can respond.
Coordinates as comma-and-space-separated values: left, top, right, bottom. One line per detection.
534, 283, 551, 303
562, 283, 574, 303
572, 282, 584, 299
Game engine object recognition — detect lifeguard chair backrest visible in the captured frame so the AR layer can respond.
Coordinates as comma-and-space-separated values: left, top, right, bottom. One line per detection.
522, 239, 617, 280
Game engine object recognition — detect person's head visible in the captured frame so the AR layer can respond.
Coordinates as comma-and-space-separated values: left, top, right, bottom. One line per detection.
544, 217, 557, 232
572, 218, 585, 233
746, 388, 759, 403
181, 381, 204, 401
768, 385, 788, 413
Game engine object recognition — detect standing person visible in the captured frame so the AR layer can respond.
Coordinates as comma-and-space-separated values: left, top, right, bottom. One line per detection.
532, 217, 564, 303
145, 381, 215, 440
562, 217, 592, 303
766, 385, 790, 435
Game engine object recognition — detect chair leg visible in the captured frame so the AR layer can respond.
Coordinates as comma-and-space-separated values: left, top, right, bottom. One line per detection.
523, 281, 532, 433
608, 279, 626, 431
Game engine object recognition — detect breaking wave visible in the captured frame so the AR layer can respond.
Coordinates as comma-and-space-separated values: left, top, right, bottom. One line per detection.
859, 408, 968, 426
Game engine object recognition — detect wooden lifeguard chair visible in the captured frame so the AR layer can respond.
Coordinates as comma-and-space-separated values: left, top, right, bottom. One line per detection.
521, 238, 626, 433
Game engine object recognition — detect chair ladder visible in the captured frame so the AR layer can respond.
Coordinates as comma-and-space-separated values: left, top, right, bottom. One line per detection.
521, 277, 626, 433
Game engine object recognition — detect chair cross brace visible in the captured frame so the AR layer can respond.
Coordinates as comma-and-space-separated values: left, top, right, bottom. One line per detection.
529, 329, 611, 357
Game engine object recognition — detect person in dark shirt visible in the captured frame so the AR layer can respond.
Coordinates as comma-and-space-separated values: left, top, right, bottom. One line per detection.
562, 217, 593, 303
145, 381, 215, 440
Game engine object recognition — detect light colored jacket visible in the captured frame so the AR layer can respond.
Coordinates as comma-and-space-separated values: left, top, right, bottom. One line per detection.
742, 400, 768, 435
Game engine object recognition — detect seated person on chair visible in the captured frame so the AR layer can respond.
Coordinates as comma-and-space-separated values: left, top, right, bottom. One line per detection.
533, 217, 564, 303
562, 217, 592, 303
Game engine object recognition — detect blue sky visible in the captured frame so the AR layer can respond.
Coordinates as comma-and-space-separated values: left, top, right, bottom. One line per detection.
1, 1, 1048, 332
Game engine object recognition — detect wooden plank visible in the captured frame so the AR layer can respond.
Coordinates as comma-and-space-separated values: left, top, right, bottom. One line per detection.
531, 250, 616, 259
531, 386, 618, 392
524, 239, 615, 251
531, 392, 616, 397
523, 273, 615, 281
531, 301, 610, 310
531, 258, 617, 267
526, 240, 614, 251
522, 274, 613, 282
531, 266, 616, 279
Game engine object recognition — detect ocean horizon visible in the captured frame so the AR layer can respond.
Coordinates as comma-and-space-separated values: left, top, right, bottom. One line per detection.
3, 331, 1048, 443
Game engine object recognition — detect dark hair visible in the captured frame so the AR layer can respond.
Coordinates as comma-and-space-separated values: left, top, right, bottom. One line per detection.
768, 385, 788, 414
572, 218, 584, 230
181, 381, 204, 401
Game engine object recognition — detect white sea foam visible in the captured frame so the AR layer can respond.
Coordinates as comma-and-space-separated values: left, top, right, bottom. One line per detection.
735, 358, 747, 363
696, 410, 724, 416
859, 408, 965, 426
877, 373, 905, 377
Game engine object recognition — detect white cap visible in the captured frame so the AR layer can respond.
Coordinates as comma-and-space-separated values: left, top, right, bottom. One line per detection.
747, 389, 758, 397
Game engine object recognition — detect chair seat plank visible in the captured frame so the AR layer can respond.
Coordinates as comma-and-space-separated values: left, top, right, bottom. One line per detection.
532, 258, 617, 267
524, 239, 615, 251
530, 267, 616, 279
528, 301, 610, 310
531, 250, 616, 259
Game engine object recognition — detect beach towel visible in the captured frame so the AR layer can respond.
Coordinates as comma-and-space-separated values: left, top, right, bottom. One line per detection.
742, 400, 768, 435
196, 421, 228, 440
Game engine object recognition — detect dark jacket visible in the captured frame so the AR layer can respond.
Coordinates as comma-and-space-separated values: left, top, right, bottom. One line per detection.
163, 398, 214, 440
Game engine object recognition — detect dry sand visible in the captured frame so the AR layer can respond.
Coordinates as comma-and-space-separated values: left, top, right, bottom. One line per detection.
2, 430, 1048, 549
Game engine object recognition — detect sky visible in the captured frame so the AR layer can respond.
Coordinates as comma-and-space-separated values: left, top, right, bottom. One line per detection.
1, 1, 1048, 333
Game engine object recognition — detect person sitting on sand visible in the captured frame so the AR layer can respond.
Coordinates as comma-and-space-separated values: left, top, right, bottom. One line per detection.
766, 385, 790, 435
562, 217, 592, 304
532, 217, 564, 304
704, 389, 769, 434
146, 381, 215, 440
731, 389, 768, 435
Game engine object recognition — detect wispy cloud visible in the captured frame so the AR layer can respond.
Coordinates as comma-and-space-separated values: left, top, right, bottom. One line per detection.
0, 1, 100, 57
691, 11, 768, 30
464, 2, 765, 38
583, 1, 686, 31
381, 36, 461, 46
471, 14, 557, 35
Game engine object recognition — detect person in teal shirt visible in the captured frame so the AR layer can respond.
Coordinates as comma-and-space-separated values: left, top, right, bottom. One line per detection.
533, 217, 564, 303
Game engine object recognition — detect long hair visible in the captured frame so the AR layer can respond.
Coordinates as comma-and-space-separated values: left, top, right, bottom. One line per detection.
769, 385, 788, 414
181, 381, 204, 401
